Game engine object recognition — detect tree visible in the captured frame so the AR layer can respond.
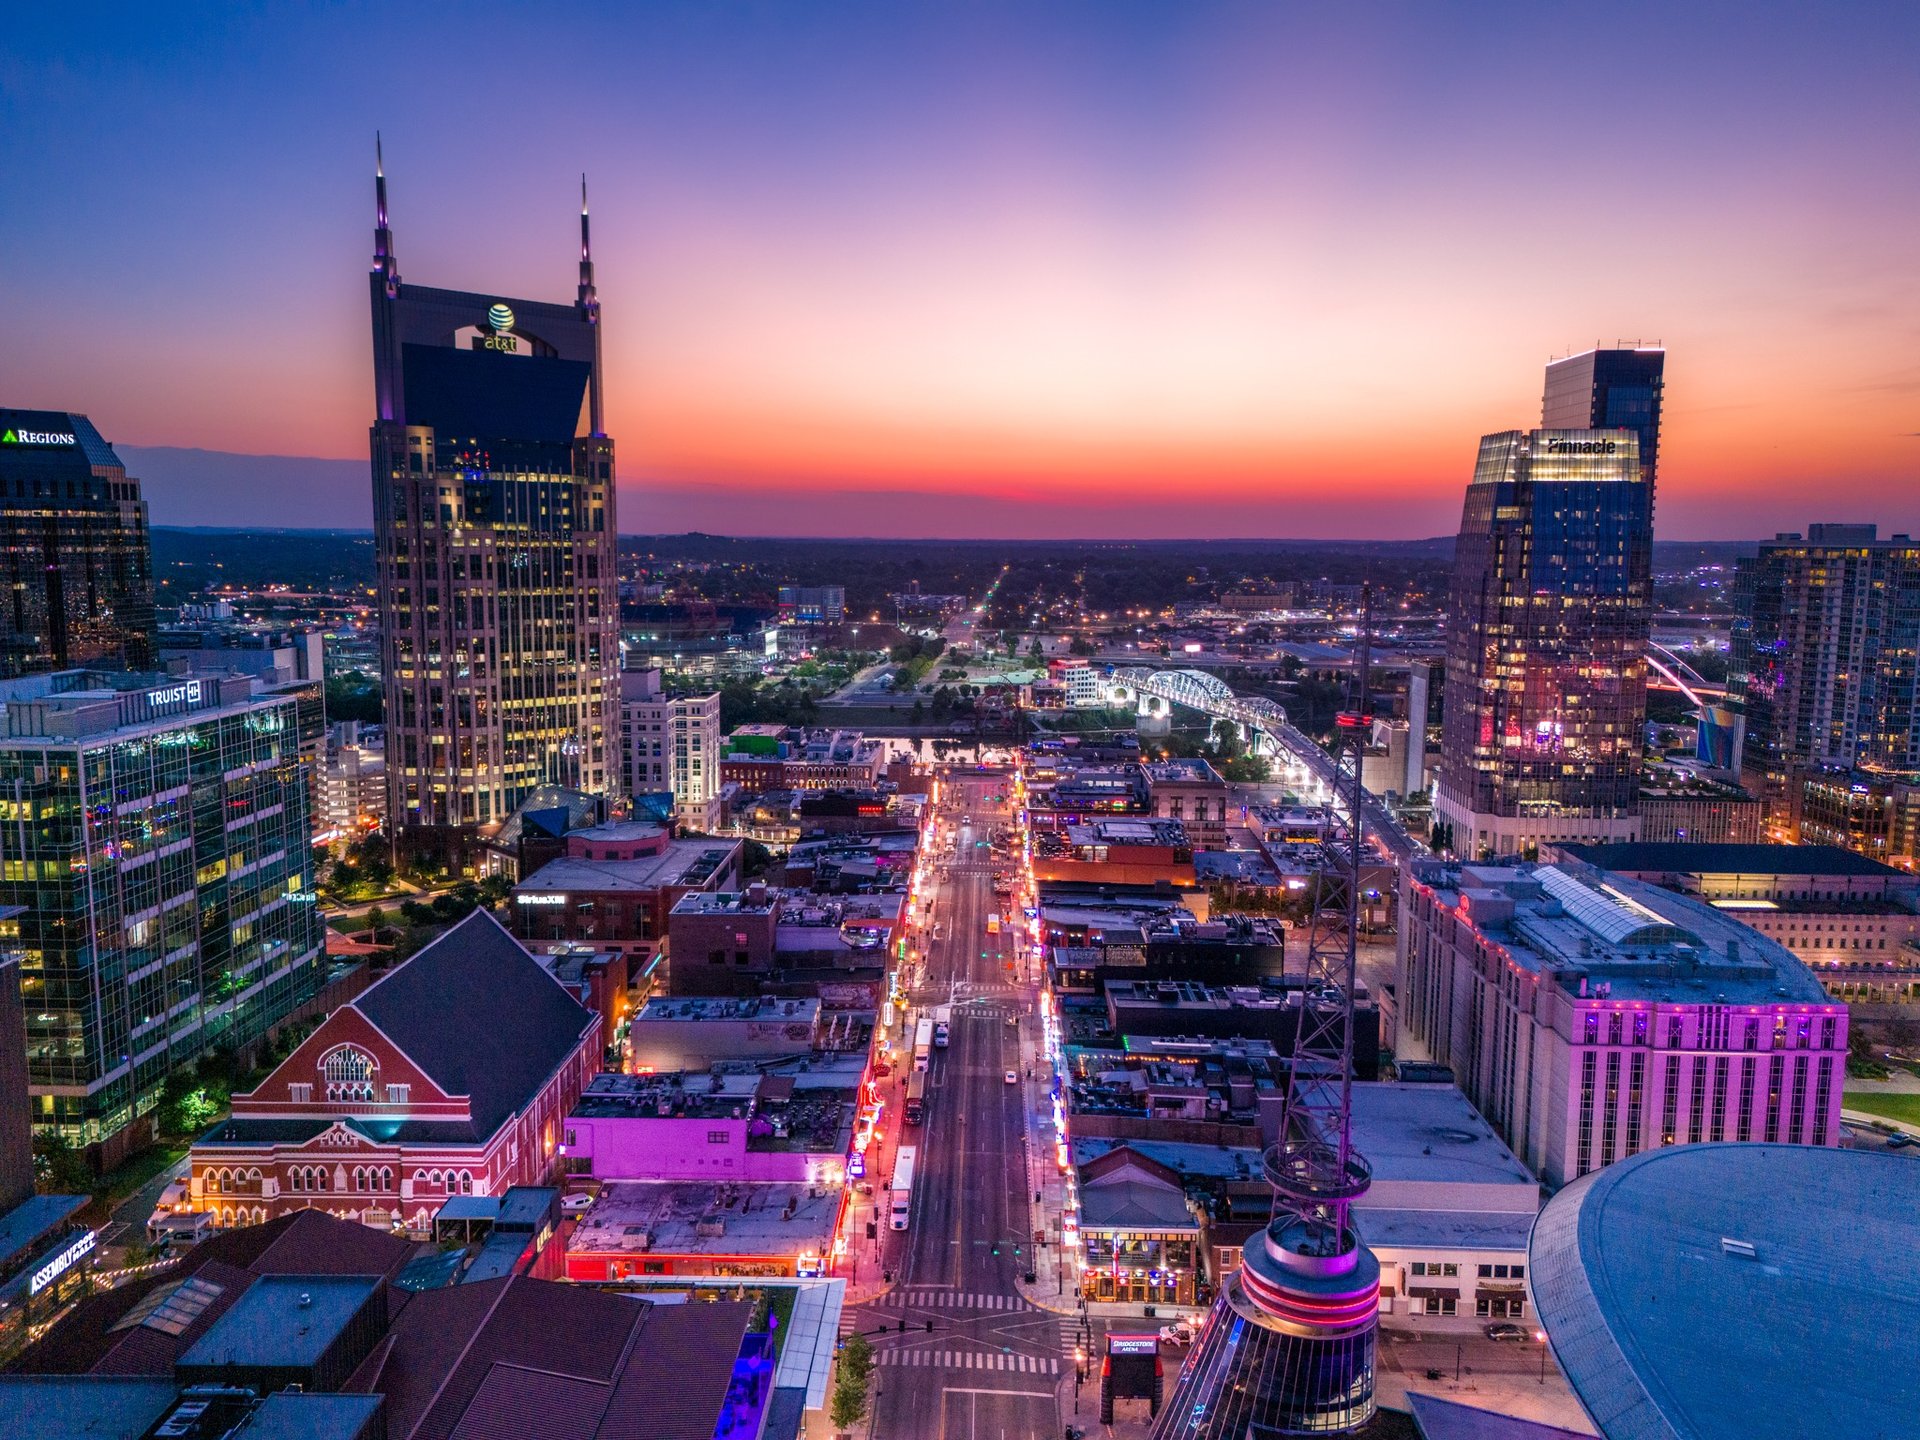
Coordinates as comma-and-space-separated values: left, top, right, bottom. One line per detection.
831, 1333, 875, 1434
909, 699, 925, 724
1070, 634, 1098, 656
365, 904, 388, 936
34, 1133, 94, 1195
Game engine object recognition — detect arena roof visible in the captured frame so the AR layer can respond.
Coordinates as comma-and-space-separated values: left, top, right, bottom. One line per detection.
1528, 1143, 1920, 1439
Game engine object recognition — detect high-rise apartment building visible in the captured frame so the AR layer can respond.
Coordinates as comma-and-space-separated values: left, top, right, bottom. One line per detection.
1732, 525, 1920, 779
1731, 524, 1920, 864
1541, 347, 1665, 491
619, 668, 722, 831
0, 409, 154, 679
368, 152, 618, 847
1436, 427, 1653, 857
0, 672, 325, 1167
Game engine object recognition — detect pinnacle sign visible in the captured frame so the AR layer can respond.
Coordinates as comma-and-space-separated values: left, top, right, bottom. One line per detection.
2, 427, 78, 446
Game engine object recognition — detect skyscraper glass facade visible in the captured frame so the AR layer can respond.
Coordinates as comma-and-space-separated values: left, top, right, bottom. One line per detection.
0, 410, 154, 679
0, 673, 324, 1159
1541, 348, 1665, 491
1437, 429, 1652, 856
369, 166, 619, 843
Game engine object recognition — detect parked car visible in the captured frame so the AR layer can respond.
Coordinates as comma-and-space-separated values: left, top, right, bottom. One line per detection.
1004, 1070, 1019, 1085
1159, 1321, 1196, 1346
1484, 1322, 1530, 1342
1887, 1132, 1914, 1149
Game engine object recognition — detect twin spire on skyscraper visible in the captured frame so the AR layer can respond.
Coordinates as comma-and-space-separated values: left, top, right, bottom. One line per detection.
371, 138, 596, 317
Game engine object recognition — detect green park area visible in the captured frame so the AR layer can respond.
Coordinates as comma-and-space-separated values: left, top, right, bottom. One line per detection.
1843, 1090, 1920, 1127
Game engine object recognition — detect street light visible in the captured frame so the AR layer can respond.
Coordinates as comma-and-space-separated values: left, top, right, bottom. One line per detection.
1536, 1330, 1550, 1384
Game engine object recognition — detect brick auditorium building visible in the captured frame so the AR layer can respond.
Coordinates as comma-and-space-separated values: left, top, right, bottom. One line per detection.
189, 911, 599, 1233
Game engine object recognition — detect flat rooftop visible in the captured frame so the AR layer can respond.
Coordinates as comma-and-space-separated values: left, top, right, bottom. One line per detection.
177, 1274, 381, 1370
1065, 817, 1190, 847
516, 841, 737, 895
1354, 1207, 1536, 1254
1415, 861, 1834, 1006
570, 1181, 839, 1259
637, 995, 822, 1024
1349, 1082, 1539, 1192
1531, 1144, 1920, 1440
1557, 841, 1904, 878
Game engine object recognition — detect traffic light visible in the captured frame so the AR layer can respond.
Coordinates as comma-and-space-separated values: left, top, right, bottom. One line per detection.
991, 1243, 1000, 1256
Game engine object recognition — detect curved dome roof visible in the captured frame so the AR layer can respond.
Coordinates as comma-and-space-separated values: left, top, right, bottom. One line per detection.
1529, 1144, 1920, 1439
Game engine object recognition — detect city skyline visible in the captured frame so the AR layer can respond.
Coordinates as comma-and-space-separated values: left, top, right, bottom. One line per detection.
6, 2, 1920, 538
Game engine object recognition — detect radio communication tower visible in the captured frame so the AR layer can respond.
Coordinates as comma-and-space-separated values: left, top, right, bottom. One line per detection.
1151, 586, 1380, 1437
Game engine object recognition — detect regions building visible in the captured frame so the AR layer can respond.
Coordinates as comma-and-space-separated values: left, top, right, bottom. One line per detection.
619, 667, 722, 831
1435, 425, 1653, 858
367, 157, 618, 848
1397, 857, 1846, 1187
187, 911, 598, 1234
0, 672, 325, 1167
0, 408, 154, 679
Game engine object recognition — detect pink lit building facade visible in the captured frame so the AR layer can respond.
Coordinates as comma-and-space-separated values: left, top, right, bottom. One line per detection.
1397, 860, 1847, 1188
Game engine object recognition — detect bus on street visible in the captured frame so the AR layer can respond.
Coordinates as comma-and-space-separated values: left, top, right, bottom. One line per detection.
890, 1146, 917, 1230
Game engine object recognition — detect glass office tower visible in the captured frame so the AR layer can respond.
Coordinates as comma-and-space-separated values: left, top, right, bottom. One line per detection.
1541, 348, 1665, 491
0, 673, 324, 1166
1436, 429, 1652, 857
0, 410, 153, 679
368, 157, 619, 849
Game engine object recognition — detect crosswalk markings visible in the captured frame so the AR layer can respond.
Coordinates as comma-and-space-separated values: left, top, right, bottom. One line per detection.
876, 1350, 1060, 1373
875, 1290, 1028, 1311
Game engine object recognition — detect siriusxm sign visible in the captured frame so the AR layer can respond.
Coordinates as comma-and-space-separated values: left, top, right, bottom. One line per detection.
2, 427, 77, 446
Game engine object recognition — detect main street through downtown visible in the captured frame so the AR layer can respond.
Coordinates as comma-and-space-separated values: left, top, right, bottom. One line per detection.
839, 770, 1085, 1440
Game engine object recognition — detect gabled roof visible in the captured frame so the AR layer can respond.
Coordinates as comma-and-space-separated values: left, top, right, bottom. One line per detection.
352, 910, 595, 1140
353, 1275, 752, 1440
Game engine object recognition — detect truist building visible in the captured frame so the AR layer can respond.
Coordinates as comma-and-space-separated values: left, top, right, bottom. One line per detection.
0, 409, 153, 679
367, 146, 619, 853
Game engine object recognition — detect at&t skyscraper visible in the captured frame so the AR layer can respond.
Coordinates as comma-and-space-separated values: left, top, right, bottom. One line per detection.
367, 144, 619, 855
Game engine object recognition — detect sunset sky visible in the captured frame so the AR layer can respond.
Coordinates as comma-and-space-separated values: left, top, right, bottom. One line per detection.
4, 2, 1917, 537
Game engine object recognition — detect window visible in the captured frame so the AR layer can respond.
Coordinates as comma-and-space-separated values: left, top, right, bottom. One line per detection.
707, 1130, 730, 1144
289, 1083, 312, 1104
386, 1084, 410, 1104
322, 1047, 377, 1103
